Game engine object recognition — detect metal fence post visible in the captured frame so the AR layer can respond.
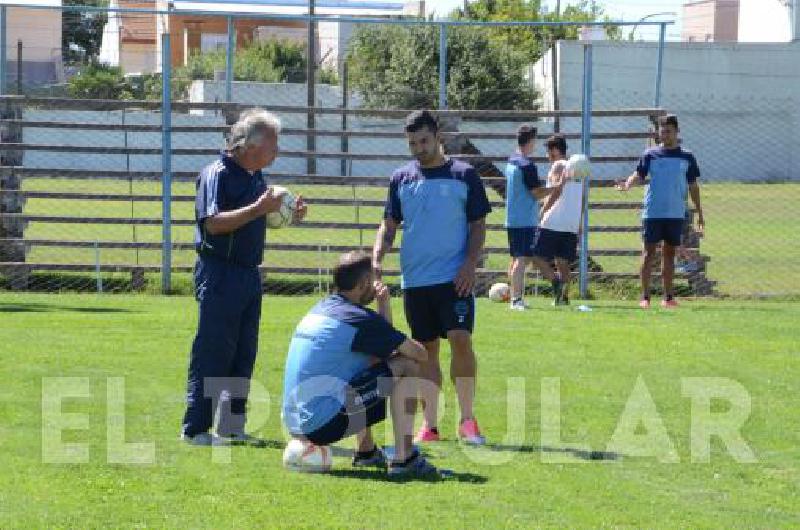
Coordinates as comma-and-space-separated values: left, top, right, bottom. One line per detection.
579, 43, 593, 299
226, 15, 234, 102
654, 23, 666, 108
161, 31, 172, 294
439, 23, 447, 109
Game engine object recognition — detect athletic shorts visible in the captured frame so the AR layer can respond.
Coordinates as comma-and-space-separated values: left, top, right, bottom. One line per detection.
642, 219, 684, 247
403, 282, 475, 342
506, 227, 536, 257
532, 228, 578, 263
304, 361, 395, 446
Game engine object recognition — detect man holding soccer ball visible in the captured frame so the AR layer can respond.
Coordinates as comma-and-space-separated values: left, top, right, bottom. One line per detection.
181, 108, 306, 445
617, 114, 705, 309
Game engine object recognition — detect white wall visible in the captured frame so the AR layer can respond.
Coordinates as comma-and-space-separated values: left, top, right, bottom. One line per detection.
738, 0, 792, 42
534, 40, 800, 181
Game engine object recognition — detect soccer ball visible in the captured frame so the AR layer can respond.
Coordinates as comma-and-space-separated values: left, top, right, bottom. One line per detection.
567, 154, 591, 179
266, 185, 297, 229
488, 282, 511, 302
282, 439, 332, 473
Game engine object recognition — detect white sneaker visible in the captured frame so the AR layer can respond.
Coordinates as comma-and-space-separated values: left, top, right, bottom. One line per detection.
509, 299, 528, 311
181, 432, 228, 446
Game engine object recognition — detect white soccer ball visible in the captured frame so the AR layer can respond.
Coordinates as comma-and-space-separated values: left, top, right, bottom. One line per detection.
488, 282, 511, 303
266, 185, 297, 229
282, 439, 332, 473
567, 154, 591, 179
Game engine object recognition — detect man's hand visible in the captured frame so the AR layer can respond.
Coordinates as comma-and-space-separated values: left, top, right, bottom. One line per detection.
454, 259, 477, 297
615, 179, 631, 192
374, 280, 390, 304
696, 213, 705, 237
292, 194, 308, 223
255, 187, 286, 216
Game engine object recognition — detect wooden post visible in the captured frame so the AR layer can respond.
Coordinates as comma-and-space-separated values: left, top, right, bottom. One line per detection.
0, 98, 27, 288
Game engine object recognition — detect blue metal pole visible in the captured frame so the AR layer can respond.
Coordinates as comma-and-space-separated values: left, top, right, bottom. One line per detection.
439, 23, 447, 110
654, 23, 666, 108
226, 15, 234, 102
161, 32, 172, 294
579, 43, 593, 299
0, 7, 6, 95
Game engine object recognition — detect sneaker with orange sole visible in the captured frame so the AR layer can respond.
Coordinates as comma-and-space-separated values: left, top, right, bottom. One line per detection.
639, 298, 651, 309
661, 298, 679, 309
457, 418, 486, 446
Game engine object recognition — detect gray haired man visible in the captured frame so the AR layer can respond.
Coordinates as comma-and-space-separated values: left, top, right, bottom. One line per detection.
182, 108, 307, 445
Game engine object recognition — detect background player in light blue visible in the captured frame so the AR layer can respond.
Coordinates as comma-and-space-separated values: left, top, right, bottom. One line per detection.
504, 125, 561, 310
372, 110, 492, 445
617, 114, 705, 309
282, 251, 436, 477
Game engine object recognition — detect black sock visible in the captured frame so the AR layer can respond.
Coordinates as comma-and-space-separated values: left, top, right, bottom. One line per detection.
665, 293, 674, 301
355, 446, 378, 459
642, 294, 650, 301
391, 448, 420, 467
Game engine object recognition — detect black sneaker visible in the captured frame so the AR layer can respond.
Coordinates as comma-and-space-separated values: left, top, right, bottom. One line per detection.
388, 449, 440, 478
352, 446, 387, 468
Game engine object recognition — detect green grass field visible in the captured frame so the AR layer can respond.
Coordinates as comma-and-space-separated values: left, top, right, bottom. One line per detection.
1, 293, 798, 528
14, 179, 800, 297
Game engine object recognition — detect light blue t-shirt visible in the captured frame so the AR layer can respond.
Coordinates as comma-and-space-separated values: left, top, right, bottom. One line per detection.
504, 153, 542, 228
384, 159, 492, 289
636, 146, 700, 219
282, 295, 406, 435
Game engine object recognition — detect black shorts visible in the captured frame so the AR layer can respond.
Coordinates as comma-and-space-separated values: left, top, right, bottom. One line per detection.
643, 219, 684, 247
532, 228, 578, 263
305, 361, 395, 446
403, 282, 475, 342
507, 227, 536, 257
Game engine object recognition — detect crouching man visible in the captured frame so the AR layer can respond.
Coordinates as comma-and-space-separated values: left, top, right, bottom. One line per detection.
282, 251, 440, 478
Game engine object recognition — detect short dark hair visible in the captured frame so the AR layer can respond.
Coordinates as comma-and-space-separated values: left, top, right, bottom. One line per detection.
405, 110, 439, 134
545, 134, 568, 155
333, 251, 372, 291
517, 125, 537, 147
658, 114, 679, 129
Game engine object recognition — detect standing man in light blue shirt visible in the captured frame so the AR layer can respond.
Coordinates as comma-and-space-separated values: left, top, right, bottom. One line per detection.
617, 114, 705, 309
372, 110, 492, 446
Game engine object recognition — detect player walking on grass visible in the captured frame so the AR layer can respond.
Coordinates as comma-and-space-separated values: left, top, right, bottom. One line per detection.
531, 134, 584, 306
372, 110, 492, 445
616, 114, 705, 308
282, 252, 439, 478
504, 126, 561, 311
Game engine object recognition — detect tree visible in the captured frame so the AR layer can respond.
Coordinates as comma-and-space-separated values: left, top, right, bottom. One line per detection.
62, 0, 109, 64
347, 24, 537, 110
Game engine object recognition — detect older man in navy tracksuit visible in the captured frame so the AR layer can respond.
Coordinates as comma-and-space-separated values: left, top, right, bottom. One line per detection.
181, 108, 306, 445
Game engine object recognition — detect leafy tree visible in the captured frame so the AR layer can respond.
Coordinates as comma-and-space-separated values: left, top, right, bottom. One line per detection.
347, 24, 536, 110
62, 0, 108, 64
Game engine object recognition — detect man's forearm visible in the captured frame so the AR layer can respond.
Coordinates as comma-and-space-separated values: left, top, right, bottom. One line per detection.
372, 221, 397, 265
465, 219, 486, 266
205, 203, 262, 235
689, 183, 703, 218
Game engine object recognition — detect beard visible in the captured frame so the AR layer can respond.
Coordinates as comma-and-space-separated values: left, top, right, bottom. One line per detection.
359, 289, 376, 306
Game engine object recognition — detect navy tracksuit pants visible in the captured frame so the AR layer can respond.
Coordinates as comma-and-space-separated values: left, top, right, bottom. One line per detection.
182, 255, 262, 437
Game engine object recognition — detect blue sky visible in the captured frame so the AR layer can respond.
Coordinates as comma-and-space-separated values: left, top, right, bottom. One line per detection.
427, 0, 686, 40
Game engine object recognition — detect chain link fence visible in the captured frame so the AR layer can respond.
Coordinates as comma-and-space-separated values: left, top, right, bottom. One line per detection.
1, 3, 798, 298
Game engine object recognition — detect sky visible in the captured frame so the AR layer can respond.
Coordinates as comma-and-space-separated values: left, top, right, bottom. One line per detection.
427, 0, 687, 40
